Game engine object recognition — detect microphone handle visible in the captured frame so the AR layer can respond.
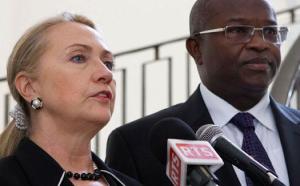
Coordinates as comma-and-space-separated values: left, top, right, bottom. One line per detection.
187, 166, 217, 186
214, 136, 271, 185
212, 137, 286, 186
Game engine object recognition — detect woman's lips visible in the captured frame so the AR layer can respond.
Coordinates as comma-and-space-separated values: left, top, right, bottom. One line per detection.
91, 90, 112, 101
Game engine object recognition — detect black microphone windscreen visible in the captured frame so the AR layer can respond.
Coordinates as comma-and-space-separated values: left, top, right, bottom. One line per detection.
148, 117, 196, 165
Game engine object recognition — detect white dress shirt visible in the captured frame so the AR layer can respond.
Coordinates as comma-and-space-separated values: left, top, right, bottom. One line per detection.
199, 84, 290, 186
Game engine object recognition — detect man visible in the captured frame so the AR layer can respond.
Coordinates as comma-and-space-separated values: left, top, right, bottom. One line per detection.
106, 0, 300, 185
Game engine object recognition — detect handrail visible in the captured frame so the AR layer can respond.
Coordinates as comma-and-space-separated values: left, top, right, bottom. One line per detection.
271, 34, 300, 105
114, 36, 188, 58
277, 4, 300, 15
276, 4, 300, 23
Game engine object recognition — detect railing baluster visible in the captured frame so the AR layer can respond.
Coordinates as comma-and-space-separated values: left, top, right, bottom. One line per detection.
168, 57, 172, 106
142, 63, 146, 117
5, 94, 10, 126
186, 53, 191, 99
122, 69, 127, 124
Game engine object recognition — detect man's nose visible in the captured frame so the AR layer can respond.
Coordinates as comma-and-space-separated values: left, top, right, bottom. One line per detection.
246, 30, 270, 51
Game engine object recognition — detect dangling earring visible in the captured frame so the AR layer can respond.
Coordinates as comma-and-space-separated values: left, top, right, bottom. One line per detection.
31, 97, 43, 110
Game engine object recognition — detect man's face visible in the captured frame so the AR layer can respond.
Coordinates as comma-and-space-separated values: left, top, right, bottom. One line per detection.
196, 0, 281, 98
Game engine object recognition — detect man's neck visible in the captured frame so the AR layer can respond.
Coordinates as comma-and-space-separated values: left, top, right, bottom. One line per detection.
203, 83, 267, 111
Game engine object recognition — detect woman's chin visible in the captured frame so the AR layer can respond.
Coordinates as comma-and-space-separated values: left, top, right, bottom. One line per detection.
93, 115, 111, 126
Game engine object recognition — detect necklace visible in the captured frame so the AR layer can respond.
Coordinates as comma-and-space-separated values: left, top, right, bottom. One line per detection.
65, 164, 101, 181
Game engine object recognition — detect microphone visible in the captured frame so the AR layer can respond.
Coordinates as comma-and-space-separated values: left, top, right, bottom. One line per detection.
148, 117, 223, 186
196, 124, 286, 186
167, 139, 223, 186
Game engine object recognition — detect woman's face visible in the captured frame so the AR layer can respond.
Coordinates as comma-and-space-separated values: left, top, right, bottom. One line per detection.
32, 22, 116, 129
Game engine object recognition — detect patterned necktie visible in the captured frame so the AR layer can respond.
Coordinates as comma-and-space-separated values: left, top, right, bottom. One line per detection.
230, 112, 276, 186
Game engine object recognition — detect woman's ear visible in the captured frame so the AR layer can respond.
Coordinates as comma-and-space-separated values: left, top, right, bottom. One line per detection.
186, 37, 203, 65
14, 72, 37, 103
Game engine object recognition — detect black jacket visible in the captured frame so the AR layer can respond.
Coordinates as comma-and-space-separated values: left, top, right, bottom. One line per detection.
106, 86, 300, 186
0, 137, 142, 186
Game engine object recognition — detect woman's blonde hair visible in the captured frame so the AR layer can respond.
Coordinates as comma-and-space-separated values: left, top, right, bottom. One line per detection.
0, 12, 96, 157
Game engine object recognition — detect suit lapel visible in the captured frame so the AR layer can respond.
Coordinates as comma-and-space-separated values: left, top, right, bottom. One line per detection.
178, 85, 213, 131
270, 98, 300, 185
180, 86, 241, 186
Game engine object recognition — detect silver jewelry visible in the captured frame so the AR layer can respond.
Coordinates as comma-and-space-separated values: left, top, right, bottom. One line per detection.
8, 104, 28, 130
31, 97, 43, 110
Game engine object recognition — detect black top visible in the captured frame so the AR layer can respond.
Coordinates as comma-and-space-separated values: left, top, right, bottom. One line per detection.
0, 137, 142, 186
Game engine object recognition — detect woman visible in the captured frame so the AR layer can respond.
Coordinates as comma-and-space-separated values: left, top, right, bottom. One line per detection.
0, 12, 141, 186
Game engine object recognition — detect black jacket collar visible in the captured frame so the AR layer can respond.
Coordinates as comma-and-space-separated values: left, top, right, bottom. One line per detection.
270, 98, 300, 185
15, 138, 124, 186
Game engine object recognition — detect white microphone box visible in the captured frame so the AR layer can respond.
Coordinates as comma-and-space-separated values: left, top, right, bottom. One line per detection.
166, 139, 224, 186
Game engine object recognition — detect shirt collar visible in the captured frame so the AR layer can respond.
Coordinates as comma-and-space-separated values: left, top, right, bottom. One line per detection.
248, 92, 275, 131
200, 84, 275, 131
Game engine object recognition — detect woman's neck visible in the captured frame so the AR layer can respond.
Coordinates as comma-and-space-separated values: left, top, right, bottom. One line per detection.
32, 133, 94, 170
29, 120, 97, 172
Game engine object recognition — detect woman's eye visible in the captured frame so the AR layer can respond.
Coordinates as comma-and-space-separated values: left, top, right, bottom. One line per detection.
70, 55, 86, 63
104, 61, 114, 70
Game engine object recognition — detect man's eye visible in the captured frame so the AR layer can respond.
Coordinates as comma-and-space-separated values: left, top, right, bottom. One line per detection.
264, 27, 278, 35
71, 55, 86, 63
104, 61, 114, 70
228, 27, 249, 34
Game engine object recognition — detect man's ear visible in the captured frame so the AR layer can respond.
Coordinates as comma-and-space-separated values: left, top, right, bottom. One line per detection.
186, 37, 203, 65
14, 72, 38, 103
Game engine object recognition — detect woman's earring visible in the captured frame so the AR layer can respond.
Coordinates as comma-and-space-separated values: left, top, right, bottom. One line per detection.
31, 97, 43, 110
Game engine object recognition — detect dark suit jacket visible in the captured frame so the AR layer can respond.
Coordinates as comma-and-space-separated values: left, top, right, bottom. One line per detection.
0, 137, 141, 186
105, 87, 300, 186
